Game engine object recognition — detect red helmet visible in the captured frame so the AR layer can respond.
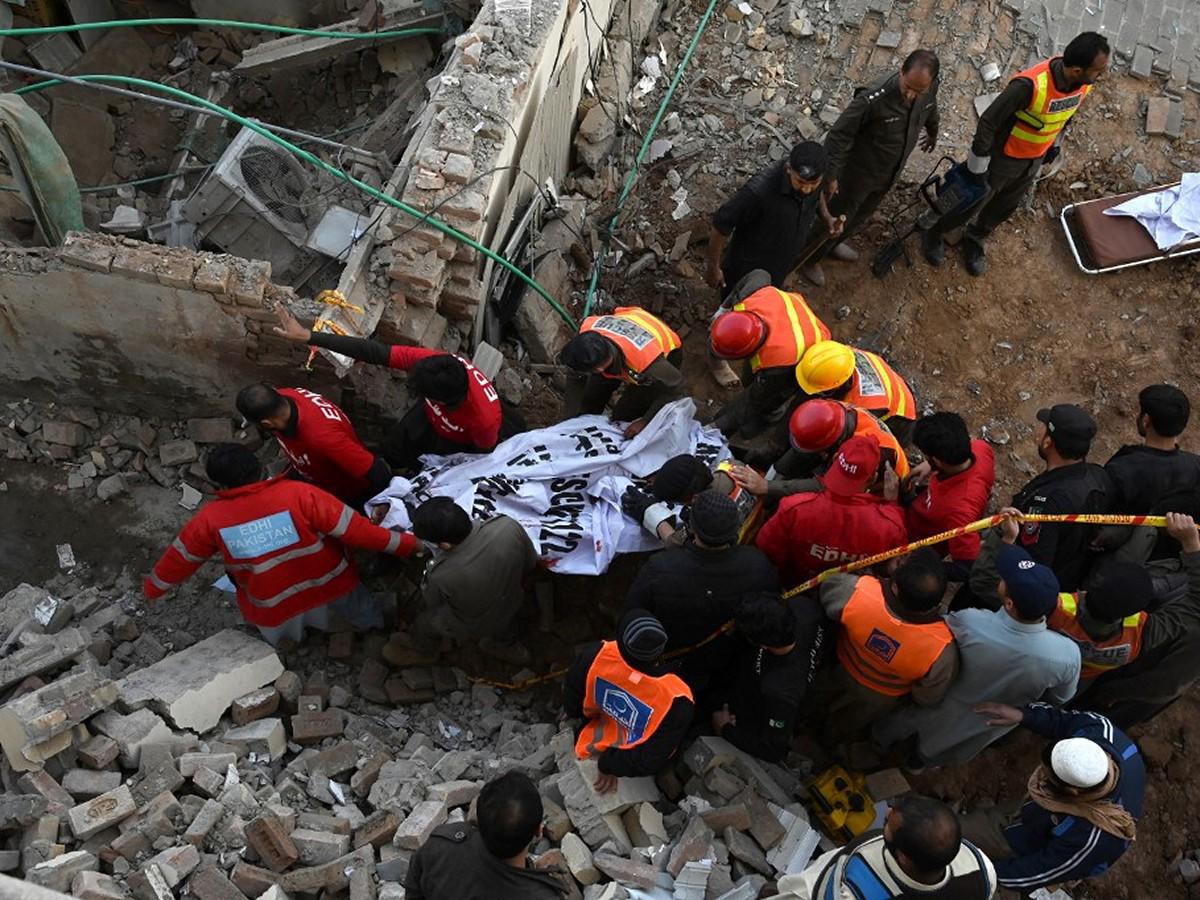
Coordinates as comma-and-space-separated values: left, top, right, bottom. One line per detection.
709, 310, 768, 360
789, 399, 850, 452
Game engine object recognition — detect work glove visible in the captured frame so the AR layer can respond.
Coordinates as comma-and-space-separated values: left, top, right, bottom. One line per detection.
1043, 145, 1061, 165
621, 486, 657, 523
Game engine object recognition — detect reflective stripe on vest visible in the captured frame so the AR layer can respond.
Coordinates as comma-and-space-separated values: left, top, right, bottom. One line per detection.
835, 578, 953, 697
733, 287, 830, 373
850, 406, 910, 480
846, 350, 915, 421
1048, 592, 1146, 679
580, 307, 682, 384
1003, 59, 1091, 159
575, 641, 693, 758
716, 460, 767, 544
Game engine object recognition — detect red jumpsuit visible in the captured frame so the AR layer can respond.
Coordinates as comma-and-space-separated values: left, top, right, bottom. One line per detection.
274, 388, 376, 504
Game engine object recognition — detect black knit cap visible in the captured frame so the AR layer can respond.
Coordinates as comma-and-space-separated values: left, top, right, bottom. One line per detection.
651, 454, 713, 501
1086, 561, 1154, 622
689, 489, 740, 546
617, 609, 669, 663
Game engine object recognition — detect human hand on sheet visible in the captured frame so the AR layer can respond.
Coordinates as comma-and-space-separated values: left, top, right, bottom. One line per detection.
622, 419, 649, 439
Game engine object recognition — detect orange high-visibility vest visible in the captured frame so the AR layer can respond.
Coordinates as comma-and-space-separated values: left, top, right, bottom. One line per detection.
849, 406, 910, 480
579, 307, 682, 384
733, 287, 831, 373
1003, 59, 1092, 159
716, 460, 767, 544
836, 577, 953, 697
845, 350, 916, 423
1048, 593, 1146, 680
575, 641, 693, 758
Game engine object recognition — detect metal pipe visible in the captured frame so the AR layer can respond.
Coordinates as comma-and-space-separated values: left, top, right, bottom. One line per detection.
0, 60, 365, 153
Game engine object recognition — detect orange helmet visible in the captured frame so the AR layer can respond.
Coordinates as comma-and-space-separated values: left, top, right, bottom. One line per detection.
709, 310, 768, 360
789, 399, 851, 452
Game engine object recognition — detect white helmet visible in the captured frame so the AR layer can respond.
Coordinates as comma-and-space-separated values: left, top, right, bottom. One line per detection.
1050, 738, 1110, 788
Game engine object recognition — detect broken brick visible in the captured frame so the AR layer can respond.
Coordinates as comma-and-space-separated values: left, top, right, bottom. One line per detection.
354, 810, 399, 849
291, 709, 344, 743
231, 687, 281, 726
244, 815, 299, 872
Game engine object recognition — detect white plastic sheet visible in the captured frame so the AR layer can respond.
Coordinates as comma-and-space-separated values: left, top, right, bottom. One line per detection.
1104, 172, 1200, 250
366, 400, 730, 575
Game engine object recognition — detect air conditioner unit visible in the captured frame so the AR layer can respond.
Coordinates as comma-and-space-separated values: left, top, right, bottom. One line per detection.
185, 126, 324, 283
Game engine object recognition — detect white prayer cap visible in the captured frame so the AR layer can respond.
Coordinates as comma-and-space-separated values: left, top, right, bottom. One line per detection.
1051, 738, 1110, 788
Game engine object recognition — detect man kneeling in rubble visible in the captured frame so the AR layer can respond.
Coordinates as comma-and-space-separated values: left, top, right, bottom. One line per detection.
143, 443, 420, 645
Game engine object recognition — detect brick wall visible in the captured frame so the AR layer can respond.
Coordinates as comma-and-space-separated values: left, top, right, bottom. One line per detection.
0, 233, 337, 418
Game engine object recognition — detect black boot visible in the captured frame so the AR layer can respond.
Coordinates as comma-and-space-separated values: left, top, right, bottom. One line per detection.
921, 229, 945, 267
963, 238, 987, 277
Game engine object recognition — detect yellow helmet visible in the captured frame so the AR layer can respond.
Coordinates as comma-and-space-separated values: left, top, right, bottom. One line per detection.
796, 341, 855, 394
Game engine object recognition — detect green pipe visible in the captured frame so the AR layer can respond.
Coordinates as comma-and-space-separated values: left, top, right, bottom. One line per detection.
0, 18, 443, 41
15, 73, 578, 330
582, 0, 720, 320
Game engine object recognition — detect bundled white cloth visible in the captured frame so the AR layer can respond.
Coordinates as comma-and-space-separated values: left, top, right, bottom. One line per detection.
366, 399, 730, 575
1104, 172, 1200, 250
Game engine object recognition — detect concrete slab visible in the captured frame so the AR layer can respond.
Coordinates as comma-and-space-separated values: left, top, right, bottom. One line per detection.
117, 629, 283, 733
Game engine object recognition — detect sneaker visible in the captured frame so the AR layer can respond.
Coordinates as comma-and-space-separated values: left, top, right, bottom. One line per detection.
829, 242, 859, 262
801, 263, 826, 287
480, 637, 532, 666
708, 358, 741, 389
963, 239, 987, 277
920, 229, 945, 267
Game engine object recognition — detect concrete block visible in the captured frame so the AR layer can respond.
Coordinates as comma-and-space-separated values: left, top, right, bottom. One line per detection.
140, 843, 200, 886
667, 815, 714, 876
392, 800, 447, 849
158, 439, 199, 466
117, 628, 280, 734
129, 863, 173, 900
864, 768, 910, 802
188, 865, 249, 900
18, 769, 74, 814
723, 826, 771, 876
307, 740, 358, 778
1131, 44, 1155, 78
193, 257, 232, 294
223, 718, 287, 761
0, 794, 47, 829
561, 832, 599, 885
186, 417, 235, 443
91, 708, 171, 768
42, 421, 89, 447
735, 788, 786, 851
0, 627, 90, 692
71, 870, 129, 900
184, 798, 226, 847
701, 803, 750, 833
593, 852, 659, 890
352, 751, 391, 798
277, 846, 373, 894
61, 234, 115, 272
441, 152, 474, 185
684, 738, 790, 808
354, 810, 399, 849
62, 768, 123, 799
68, 784, 137, 839
155, 254, 196, 290
192, 766, 225, 799
245, 814, 300, 872
290, 709, 344, 743
766, 805, 820, 877
229, 861, 279, 897
425, 780, 480, 808
26, 850, 98, 892
77, 734, 120, 769
230, 259, 271, 306
558, 763, 634, 852
179, 752, 238, 777
1146, 95, 1173, 134
231, 686, 281, 726
296, 811, 352, 836
291, 828, 351, 865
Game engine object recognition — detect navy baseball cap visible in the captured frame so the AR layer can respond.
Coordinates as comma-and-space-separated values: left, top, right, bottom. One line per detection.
996, 544, 1060, 619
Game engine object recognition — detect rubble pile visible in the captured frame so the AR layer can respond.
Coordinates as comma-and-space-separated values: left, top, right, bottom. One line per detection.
0, 398, 250, 501
0, 576, 849, 899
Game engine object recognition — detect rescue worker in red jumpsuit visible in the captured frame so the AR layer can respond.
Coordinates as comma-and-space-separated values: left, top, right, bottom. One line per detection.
273, 306, 524, 472
236, 383, 392, 509
144, 443, 419, 645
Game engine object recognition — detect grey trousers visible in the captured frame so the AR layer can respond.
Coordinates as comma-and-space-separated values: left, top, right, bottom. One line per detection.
255, 583, 382, 646
961, 800, 1025, 899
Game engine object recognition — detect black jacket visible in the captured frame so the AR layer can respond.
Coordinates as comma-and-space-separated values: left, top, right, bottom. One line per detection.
624, 542, 779, 692
1105, 444, 1200, 558
718, 596, 831, 762
1012, 462, 1112, 591
562, 642, 695, 778
824, 71, 940, 191
406, 824, 571, 900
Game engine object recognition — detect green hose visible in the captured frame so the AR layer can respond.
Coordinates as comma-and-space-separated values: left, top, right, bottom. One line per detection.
582, 0, 720, 320
15, 73, 578, 330
0, 18, 443, 41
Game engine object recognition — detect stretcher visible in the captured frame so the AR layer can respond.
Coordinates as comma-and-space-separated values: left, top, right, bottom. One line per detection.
1060, 181, 1200, 274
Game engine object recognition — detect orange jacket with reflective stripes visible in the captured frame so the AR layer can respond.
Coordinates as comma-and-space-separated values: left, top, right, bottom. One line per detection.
836, 577, 953, 697
1003, 59, 1092, 160
733, 287, 831, 373
1048, 593, 1146, 680
144, 476, 417, 627
849, 405, 910, 480
579, 307, 682, 384
845, 349, 916, 422
574, 641, 693, 758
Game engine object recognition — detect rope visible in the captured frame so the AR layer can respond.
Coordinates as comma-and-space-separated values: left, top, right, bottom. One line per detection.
467, 513, 1175, 693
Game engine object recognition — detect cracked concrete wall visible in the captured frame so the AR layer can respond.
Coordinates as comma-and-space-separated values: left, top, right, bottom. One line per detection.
0, 234, 337, 419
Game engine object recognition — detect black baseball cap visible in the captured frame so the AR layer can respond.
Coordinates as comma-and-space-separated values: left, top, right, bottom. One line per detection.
1036, 404, 1096, 443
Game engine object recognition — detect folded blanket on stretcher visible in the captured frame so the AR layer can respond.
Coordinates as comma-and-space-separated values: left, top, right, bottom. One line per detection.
1104, 172, 1200, 251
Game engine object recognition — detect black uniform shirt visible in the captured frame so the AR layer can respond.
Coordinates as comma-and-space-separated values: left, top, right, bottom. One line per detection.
712, 160, 821, 286
406, 824, 569, 900
1012, 462, 1111, 591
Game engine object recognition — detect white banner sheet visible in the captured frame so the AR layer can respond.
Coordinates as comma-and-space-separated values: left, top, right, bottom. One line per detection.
366, 399, 730, 575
